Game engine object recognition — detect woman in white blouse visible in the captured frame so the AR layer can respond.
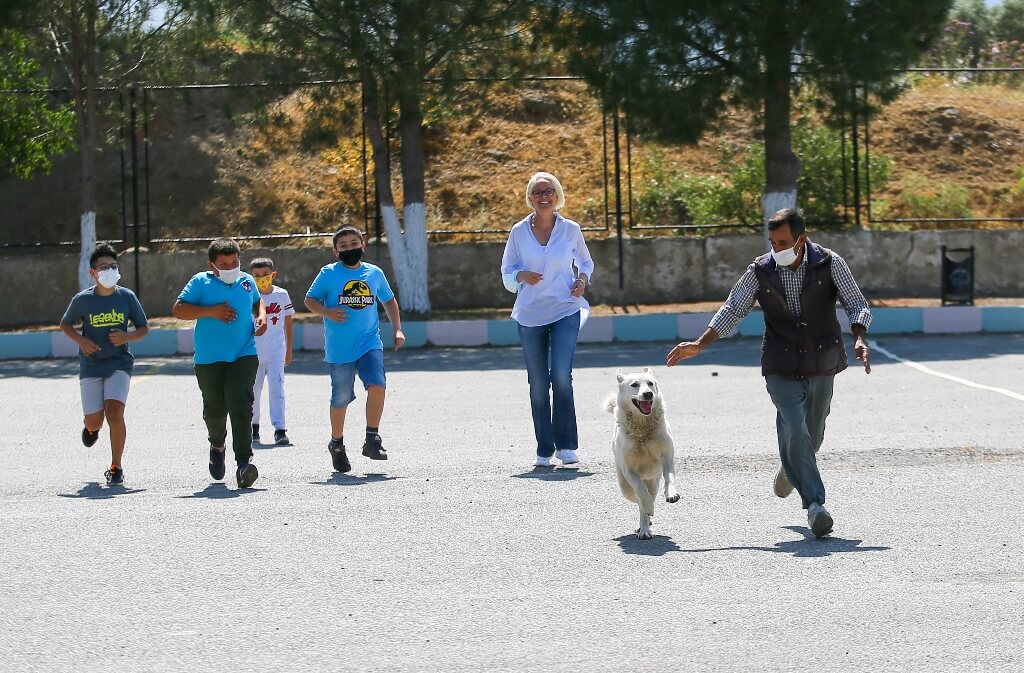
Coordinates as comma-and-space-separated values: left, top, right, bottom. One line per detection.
500, 171, 595, 467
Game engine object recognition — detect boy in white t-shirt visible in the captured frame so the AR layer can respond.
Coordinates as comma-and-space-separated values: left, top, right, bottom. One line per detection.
250, 257, 295, 446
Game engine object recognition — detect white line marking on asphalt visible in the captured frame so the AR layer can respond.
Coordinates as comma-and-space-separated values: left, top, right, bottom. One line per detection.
869, 339, 1024, 403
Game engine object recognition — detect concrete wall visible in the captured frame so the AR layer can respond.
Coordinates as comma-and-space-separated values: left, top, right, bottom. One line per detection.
3, 228, 1021, 327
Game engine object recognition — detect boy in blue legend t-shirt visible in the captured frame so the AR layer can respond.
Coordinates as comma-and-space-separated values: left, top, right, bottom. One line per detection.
60, 243, 149, 486
305, 226, 405, 473
173, 238, 267, 489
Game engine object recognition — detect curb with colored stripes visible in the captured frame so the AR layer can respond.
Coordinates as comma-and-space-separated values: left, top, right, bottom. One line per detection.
2, 305, 1022, 361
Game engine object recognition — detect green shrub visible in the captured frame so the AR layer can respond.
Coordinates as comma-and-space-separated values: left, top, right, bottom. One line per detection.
634, 151, 731, 226
634, 117, 890, 228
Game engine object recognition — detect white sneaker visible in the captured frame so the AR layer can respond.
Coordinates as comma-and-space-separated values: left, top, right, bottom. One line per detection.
555, 449, 579, 465
807, 502, 834, 538
534, 455, 553, 467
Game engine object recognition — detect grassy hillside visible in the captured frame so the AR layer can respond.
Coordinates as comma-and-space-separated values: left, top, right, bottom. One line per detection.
2, 77, 1022, 248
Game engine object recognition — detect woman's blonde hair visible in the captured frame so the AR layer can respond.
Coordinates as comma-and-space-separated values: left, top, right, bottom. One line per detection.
524, 171, 566, 211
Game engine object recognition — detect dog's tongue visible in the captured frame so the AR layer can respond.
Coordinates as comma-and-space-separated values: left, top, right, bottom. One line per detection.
638, 399, 653, 415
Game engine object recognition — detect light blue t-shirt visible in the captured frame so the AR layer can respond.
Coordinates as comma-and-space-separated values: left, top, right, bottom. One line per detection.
306, 262, 395, 364
178, 271, 261, 364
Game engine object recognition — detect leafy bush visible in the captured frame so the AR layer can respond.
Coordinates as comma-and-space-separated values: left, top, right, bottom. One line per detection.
634, 117, 890, 228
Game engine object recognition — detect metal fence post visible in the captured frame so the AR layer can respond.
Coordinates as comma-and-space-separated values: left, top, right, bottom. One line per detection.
129, 82, 142, 299
143, 86, 152, 245
850, 83, 861, 227
613, 109, 624, 290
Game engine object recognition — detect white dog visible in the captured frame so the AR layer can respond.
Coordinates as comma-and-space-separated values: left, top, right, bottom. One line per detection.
606, 368, 680, 540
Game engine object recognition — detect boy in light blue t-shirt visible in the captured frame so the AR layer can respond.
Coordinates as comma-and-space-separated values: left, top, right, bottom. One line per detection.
305, 226, 405, 473
173, 238, 267, 489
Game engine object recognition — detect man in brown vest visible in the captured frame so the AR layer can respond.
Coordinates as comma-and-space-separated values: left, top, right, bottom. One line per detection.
666, 208, 872, 537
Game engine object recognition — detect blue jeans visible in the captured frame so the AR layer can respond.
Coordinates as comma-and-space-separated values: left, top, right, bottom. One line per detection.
765, 375, 834, 509
517, 311, 581, 457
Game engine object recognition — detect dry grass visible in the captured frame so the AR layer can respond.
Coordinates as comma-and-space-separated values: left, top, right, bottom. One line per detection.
2, 78, 1023, 248
870, 82, 1024, 225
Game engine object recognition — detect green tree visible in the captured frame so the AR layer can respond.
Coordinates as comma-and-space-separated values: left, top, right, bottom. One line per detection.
0, 31, 75, 179
950, 0, 993, 68
197, 0, 532, 314
993, 0, 1024, 41
10, 1, 186, 289
545, 0, 951, 227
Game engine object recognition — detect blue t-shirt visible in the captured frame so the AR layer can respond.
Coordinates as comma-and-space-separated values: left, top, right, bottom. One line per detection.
306, 262, 395, 364
178, 271, 261, 364
61, 286, 148, 379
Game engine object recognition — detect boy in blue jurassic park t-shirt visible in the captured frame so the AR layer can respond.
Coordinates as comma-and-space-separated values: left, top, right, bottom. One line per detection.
173, 238, 266, 489
60, 243, 149, 486
305, 226, 405, 474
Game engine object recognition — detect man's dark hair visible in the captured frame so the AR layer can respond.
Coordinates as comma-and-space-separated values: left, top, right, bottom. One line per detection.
250, 257, 275, 271
90, 243, 118, 268
332, 226, 364, 247
767, 208, 805, 236
208, 237, 241, 262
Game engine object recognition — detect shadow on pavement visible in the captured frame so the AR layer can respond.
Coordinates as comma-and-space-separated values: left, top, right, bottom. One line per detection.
177, 483, 267, 499
252, 441, 291, 451
634, 526, 892, 558
511, 467, 596, 481
615, 533, 683, 556
57, 482, 146, 499
311, 472, 400, 486
615, 526, 890, 558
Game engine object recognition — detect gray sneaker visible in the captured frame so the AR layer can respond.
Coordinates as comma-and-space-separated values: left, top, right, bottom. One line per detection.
773, 466, 794, 498
807, 502, 833, 538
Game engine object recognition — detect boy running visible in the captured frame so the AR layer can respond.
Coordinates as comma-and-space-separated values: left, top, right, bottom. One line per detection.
249, 257, 295, 446
60, 243, 149, 485
304, 226, 405, 473
172, 238, 266, 488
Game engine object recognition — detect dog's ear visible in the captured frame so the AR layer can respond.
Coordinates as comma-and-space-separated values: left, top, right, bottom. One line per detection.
616, 369, 624, 383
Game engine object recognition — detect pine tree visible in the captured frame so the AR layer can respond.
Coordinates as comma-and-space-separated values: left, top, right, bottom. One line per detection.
545, 0, 953, 225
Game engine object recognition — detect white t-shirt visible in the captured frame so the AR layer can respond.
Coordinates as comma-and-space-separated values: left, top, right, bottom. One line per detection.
255, 286, 295, 361
500, 213, 595, 327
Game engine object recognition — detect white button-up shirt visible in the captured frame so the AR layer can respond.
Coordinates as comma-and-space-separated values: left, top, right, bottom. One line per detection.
500, 212, 595, 327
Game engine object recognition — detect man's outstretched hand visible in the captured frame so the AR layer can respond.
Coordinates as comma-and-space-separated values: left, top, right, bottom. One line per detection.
667, 342, 702, 367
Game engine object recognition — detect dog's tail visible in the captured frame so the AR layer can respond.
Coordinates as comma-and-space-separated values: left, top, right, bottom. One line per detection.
604, 395, 617, 414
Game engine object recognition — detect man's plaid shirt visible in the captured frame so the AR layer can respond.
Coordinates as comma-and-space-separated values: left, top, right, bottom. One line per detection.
708, 243, 872, 338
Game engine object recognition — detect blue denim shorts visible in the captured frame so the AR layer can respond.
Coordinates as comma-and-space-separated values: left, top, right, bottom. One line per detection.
328, 349, 386, 408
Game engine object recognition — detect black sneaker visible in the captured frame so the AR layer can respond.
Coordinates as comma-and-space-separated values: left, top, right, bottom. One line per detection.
252, 424, 260, 443
329, 438, 351, 473
274, 429, 290, 446
104, 466, 124, 485
209, 445, 226, 481
362, 434, 388, 461
82, 427, 99, 447
236, 461, 259, 488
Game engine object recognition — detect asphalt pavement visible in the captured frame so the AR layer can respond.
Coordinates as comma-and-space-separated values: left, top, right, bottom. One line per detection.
1, 334, 1022, 673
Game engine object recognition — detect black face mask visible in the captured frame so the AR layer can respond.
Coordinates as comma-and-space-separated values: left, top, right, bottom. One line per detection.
338, 248, 363, 266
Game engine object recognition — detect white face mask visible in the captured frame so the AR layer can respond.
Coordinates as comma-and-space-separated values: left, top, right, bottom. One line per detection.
217, 265, 242, 284
771, 238, 803, 267
96, 268, 120, 289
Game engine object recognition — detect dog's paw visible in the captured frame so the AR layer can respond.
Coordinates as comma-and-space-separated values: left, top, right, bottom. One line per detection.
635, 528, 654, 540
666, 492, 680, 503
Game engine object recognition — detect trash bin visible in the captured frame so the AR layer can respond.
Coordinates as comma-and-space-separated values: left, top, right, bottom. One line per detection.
941, 245, 974, 306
